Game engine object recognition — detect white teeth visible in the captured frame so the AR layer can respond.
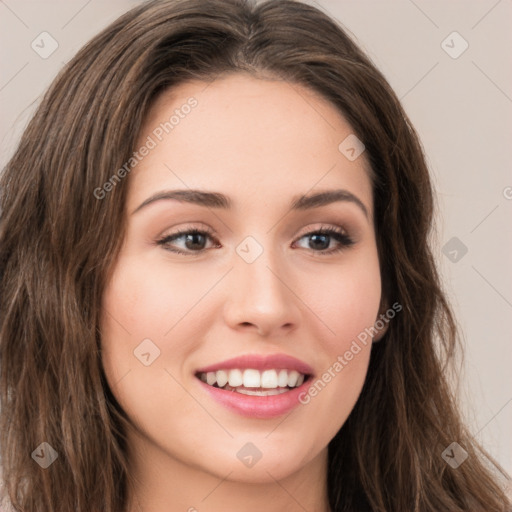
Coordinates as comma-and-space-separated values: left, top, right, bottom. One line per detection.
228, 369, 243, 387
287, 370, 299, 387
261, 369, 278, 388
198, 368, 308, 390
277, 369, 288, 387
243, 369, 261, 388
216, 370, 228, 388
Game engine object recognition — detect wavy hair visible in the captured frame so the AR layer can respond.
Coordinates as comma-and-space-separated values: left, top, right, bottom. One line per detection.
0, 0, 510, 510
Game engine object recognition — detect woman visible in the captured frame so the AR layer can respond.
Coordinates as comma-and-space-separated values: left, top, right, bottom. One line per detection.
0, 0, 510, 511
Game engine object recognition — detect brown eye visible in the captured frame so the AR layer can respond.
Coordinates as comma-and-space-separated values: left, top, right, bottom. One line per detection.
156, 228, 219, 255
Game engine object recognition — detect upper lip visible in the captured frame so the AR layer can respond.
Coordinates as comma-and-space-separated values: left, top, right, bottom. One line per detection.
195, 353, 314, 376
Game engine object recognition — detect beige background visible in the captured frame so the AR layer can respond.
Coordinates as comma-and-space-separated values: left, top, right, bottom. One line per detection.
1, 0, 511, 486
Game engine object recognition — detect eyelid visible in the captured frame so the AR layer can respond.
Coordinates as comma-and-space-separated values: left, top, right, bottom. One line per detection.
157, 222, 217, 240
156, 224, 219, 248
295, 222, 350, 238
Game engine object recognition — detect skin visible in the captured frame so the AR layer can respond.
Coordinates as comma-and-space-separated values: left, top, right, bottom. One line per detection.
100, 73, 387, 512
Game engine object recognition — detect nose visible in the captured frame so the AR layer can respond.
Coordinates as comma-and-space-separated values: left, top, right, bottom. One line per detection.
222, 243, 302, 337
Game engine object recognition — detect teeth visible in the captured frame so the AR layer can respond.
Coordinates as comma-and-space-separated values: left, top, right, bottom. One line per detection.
243, 369, 261, 388
277, 369, 288, 387
261, 370, 278, 388
198, 368, 307, 390
287, 370, 299, 387
216, 370, 228, 387
228, 369, 243, 387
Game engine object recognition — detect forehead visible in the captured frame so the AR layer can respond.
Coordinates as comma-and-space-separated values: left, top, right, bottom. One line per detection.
128, 73, 373, 217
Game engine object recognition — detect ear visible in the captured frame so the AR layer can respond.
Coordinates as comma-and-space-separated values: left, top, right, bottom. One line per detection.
372, 298, 390, 343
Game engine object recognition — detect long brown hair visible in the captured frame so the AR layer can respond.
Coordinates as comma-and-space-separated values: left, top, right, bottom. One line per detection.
0, 0, 510, 510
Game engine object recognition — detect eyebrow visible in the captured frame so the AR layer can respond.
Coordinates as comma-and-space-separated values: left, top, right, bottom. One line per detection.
131, 188, 369, 219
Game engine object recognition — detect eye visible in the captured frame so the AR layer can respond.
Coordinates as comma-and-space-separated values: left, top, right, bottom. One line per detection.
156, 225, 355, 256
156, 227, 220, 255
293, 226, 355, 255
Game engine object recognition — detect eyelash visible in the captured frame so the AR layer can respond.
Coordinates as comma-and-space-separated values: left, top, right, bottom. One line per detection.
156, 225, 355, 256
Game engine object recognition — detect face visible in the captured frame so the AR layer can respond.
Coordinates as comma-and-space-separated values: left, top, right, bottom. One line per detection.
100, 73, 384, 485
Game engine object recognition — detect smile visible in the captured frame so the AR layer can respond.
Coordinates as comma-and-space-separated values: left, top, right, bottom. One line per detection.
194, 354, 314, 418
197, 368, 307, 395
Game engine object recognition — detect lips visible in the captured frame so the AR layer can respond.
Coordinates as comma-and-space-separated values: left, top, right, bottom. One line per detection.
194, 354, 314, 418
196, 353, 314, 375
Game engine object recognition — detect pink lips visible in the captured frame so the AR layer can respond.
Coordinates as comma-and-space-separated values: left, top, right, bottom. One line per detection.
195, 353, 314, 375
195, 353, 314, 419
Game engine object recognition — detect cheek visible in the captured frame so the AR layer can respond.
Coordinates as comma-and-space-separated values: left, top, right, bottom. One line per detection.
297, 266, 377, 444
295, 250, 380, 422
100, 254, 210, 347
302, 254, 382, 354
99, 256, 202, 424
99, 255, 201, 402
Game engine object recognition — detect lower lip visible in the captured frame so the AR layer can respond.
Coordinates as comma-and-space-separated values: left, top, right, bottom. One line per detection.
197, 378, 311, 419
